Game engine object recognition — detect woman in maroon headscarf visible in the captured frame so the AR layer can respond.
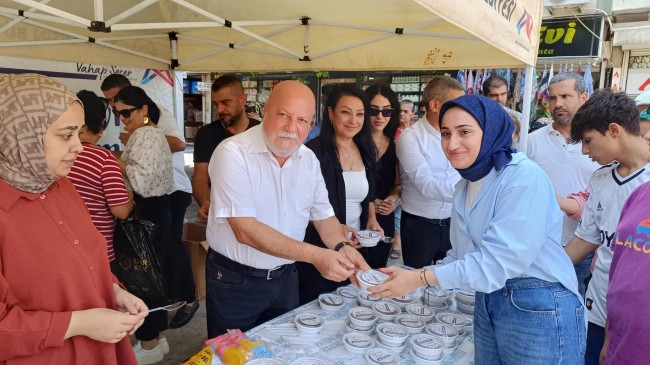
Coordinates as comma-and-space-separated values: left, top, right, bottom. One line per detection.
0, 73, 146, 364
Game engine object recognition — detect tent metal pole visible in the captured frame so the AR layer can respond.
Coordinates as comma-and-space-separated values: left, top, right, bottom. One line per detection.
0, 39, 85, 46
113, 22, 223, 31
234, 20, 299, 26
105, 0, 157, 27
100, 34, 167, 41
93, 0, 103, 21
10, 0, 90, 26
519, 64, 534, 151
0, 0, 52, 35
0, 9, 85, 27
170, 0, 302, 59
180, 24, 298, 65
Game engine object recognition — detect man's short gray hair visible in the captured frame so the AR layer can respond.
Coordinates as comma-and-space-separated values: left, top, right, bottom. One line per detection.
400, 99, 414, 108
549, 72, 587, 95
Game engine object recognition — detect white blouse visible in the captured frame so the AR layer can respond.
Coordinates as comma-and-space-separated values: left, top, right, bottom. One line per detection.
343, 170, 369, 230
121, 126, 173, 198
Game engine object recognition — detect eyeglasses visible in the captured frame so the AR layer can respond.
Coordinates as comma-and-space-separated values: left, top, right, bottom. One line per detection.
369, 107, 395, 117
113, 107, 140, 118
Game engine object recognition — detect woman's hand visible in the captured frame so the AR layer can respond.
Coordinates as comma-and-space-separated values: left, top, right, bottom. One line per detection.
113, 284, 148, 334
341, 224, 362, 248
340, 245, 371, 287
367, 266, 421, 298
65, 308, 147, 343
374, 195, 398, 216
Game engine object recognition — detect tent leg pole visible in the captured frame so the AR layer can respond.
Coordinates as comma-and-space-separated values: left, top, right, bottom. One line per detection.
519, 64, 534, 151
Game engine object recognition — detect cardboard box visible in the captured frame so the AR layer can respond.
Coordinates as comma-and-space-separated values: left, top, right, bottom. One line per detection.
183, 222, 208, 300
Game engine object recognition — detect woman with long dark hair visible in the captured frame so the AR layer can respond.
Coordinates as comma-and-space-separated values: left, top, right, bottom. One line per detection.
297, 84, 382, 304
364, 84, 401, 268
114, 86, 174, 364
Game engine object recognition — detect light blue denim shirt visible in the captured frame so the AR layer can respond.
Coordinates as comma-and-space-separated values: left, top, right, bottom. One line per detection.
433, 153, 580, 300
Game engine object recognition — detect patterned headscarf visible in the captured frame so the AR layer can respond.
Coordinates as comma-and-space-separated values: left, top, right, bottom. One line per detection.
0, 73, 79, 193
439, 95, 515, 182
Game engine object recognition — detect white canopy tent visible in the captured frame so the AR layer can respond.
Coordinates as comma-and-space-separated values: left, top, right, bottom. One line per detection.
0, 0, 542, 144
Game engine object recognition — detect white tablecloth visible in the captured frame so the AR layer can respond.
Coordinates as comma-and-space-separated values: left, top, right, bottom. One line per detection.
244, 286, 475, 365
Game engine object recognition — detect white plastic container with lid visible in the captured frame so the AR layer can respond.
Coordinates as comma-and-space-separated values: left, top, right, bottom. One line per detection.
289, 357, 328, 365
409, 333, 444, 358
425, 323, 458, 346
317, 293, 344, 312
344, 319, 375, 335
456, 300, 475, 315
394, 314, 426, 334
365, 348, 401, 365
388, 293, 415, 309
336, 286, 359, 303
405, 304, 435, 322
374, 334, 407, 353
422, 287, 450, 306
342, 332, 376, 354
435, 313, 468, 335
358, 290, 382, 307
355, 230, 382, 247
372, 302, 401, 322
348, 306, 378, 330
410, 348, 444, 365
356, 270, 389, 290
294, 313, 325, 335
375, 322, 409, 346
454, 289, 476, 304
426, 300, 449, 312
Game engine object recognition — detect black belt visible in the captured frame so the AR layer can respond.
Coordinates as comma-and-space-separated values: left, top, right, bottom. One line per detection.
207, 248, 293, 280
402, 211, 451, 227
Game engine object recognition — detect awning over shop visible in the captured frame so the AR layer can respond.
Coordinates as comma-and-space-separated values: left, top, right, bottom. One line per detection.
613, 21, 650, 49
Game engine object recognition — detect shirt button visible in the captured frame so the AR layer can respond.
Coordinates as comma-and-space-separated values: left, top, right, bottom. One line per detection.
57, 219, 64, 225
89, 266, 95, 271
39, 195, 46, 200
73, 240, 80, 245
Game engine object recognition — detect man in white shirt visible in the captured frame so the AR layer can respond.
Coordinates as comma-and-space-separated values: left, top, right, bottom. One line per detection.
396, 76, 464, 268
101, 74, 199, 328
206, 80, 370, 337
526, 72, 600, 299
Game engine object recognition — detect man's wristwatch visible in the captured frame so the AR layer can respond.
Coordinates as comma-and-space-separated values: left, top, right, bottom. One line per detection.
334, 241, 353, 251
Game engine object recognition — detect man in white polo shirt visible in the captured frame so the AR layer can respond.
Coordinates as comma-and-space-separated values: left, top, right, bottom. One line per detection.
396, 76, 464, 268
206, 80, 370, 337
526, 72, 600, 299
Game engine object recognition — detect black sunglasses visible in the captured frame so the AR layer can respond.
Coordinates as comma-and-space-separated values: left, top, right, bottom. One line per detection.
369, 107, 395, 117
113, 107, 140, 118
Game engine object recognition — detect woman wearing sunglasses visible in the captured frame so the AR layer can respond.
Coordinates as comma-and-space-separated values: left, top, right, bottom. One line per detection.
297, 84, 382, 304
114, 86, 174, 364
364, 84, 400, 268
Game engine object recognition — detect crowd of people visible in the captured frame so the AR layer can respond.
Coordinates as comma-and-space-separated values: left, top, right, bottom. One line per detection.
1, 70, 649, 365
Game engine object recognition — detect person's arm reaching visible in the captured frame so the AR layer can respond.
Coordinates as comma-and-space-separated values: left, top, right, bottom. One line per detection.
192, 162, 211, 222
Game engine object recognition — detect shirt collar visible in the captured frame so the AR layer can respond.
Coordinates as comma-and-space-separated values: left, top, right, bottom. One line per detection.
419, 116, 440, 136
0, 178, 61, 212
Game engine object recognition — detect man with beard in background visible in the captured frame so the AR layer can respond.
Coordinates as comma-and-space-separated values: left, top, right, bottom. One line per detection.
192, 75, 260, 222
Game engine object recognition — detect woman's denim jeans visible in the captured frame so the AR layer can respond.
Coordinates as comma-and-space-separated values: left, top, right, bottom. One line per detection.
474, 277, 586, 365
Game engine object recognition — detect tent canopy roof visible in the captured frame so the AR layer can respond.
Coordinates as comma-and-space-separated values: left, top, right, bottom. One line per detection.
0, 0, 542, 72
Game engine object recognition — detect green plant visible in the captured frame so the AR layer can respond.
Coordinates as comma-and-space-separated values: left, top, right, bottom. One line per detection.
315, 71, 329, 79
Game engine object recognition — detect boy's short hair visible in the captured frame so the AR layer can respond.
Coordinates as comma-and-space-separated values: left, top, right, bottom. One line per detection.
570, 89, 641, 143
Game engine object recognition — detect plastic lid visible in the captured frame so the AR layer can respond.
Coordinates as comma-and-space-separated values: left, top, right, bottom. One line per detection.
372, 302, 400, 315
365, 348, 400, 365
424, 287, 448, 298
343, 333, 374, 349
357, 270, 389, 286
390, 293, 414, 303
411, 334, 444, 350
426, 323, 458, 338
405, 304, 434, 317
377, 323, 409, 338
289, 357, 327, 365
358, 290, 381, 302
318, 294, 343, 306
295, 313, 324, 328
349, 307, 377, 321
395, 315, 425, 329
336, 286, 358, 299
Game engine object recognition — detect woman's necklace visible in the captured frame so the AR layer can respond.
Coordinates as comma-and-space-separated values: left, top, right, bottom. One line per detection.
373, 135, 388, 158
337, 144, 356, 171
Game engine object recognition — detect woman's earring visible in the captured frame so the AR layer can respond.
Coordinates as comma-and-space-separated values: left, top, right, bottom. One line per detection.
99, 130, 106, 137
143, 115, 149, 125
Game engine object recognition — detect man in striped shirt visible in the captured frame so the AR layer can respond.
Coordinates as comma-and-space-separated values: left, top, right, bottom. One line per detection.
68, 90, 133, 261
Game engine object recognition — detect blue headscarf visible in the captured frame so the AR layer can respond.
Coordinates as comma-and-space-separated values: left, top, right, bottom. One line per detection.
439, 95, 515, 182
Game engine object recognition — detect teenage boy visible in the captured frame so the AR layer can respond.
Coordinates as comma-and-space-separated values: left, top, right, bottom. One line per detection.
564, 90, 650, 365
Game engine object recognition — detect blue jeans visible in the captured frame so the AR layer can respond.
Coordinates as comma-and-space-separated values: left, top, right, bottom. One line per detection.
474, 277, 586, 365
205, 249, 299, 338
574, 254, 593, 299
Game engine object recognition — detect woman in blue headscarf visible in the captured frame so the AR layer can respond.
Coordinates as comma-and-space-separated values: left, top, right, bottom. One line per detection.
370, 95, 585, 364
